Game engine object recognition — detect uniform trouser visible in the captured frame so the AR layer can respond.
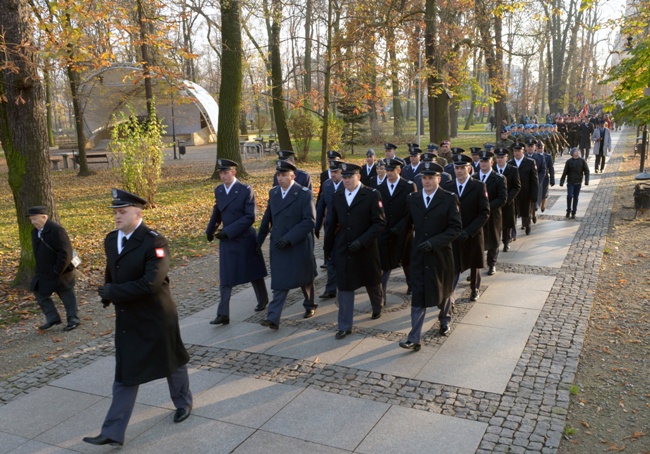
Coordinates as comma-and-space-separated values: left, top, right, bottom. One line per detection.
502, 228, 512, 246
266, 282, 316, 325
338, 285, 383, 331
324, 255, 337, 295
580, 148, 590, 160
470, 268, 482, 291
566, 183, 582, 215
487, 248, 499, 266
100, 364, 192, 444
216, 278, 268, 317
595, 153, 606, 171
381, 270, 391, 303
34, 287, 79, 323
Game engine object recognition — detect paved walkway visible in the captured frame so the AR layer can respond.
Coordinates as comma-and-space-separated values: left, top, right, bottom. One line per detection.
0, 132, 626, 453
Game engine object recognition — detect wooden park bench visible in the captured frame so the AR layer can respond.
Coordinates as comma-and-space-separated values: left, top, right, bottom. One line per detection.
72, 152, 112, 168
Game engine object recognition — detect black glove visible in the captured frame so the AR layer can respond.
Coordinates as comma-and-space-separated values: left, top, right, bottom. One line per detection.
256, 243, 263, 255
98, 284, 111, 299
550, 183, 555, 187
275, 238, 289, 249
458, 231, 470, 242
314, 229, 320, 239
559, 182, 564, 187
390, 227, 400, 236
348, 241, 363, 253
206, 232, 214, 242
215, 231, 228, 240
417, 241, 432, 252
101, 299, 111, 308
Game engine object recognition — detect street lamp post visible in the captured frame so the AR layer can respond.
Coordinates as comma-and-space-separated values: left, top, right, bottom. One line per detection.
171, 94, 178, 160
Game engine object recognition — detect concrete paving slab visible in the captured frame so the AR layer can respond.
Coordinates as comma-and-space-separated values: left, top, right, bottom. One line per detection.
136, 369, 231, 409
546, 192, 594, 218
122, 416, 255, 454
0, 387, 103, 439
336, 337, 437, 379
34, 399, 168, 453
0, 432, 28, 454
478, 275, 554, 310
232, 431, 350, 453
6, 440, 77, 454
265, 328, 364, 363
417, 324, 530, 394
48, 356, 114, 397
341, 301, 416, 334
201, 321, 299, 352
499, 221, 579, 268
180, 315, 224, 344
261, 388, 390, 451
485, 272, 556, 293
192, 375, 303, 428
356, 405, 487, 454
461, 303, 540, 332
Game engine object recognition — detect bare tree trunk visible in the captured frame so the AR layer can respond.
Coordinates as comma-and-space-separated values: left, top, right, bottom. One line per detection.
320, 0, 333, 170
0, 0, 58, 287
44, 65, 55, 147
136, 0, 154, 119
386, 25, 403, 136
304, 0, 312, 108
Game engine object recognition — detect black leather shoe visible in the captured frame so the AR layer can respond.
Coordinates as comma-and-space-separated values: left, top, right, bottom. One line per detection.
254, 303, 267, 312
63, 321, 80, 332
525, 226, 531, 235
566, 212, 570, 218
571, 213, 576, 219
260, 320, 279, 330
209, 315, 230, 325
39, 320, 62, 330
470, 290, 479, 302
83, 435, 122, 446
487, 266, 496, 276
371, 311, 382, 320
173, 404, 192, 423
319, 292, 336, 299
406, 286, 412, 295
303, 309, 315, 319
503, 244, 510, 252
399, 341, 421, 351
335, 330, 352, 339
440, 326, 451, 336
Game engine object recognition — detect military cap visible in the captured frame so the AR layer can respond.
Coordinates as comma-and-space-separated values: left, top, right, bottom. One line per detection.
217, 158, 238, 171
479, 150, 495, 160
524, 124, 531, 129
26, 206, 47, 217
536, 140, 544, 147
494, 148, 509, 156
277, 150, 295, 160
328, 150, 342, 160
441, 140, 451, 146
421, 161, 444, 175
376, 158, 386, 167
109, 189, 147, 209
329, 160, 342, 171
518, 124, 524, 128
421, 152, 437, 161
524, 137, 536, 146
384, 158, 405, 170
513, 142, 525, 150
365, 149, 375, 157
384, 142, 397, 150
427, 143, 439, 151
483, 143, 496, 151
339, 162, 362, 176
275, 160, 297, 172
469, 147, 482, 155
409, 147, 422, 156
450, 147, 465, 155
501, 127, 509, 133
452, 154, 473, 166
406, 142, 420, 150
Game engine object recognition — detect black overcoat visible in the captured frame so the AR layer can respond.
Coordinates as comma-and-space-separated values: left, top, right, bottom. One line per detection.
206, 181, 267, 286
494, 164, 521, 231
377, 177, 416, 271
360, 164, 377, 186
324, 185, 386, 290
472, 171, 507, 250
508, 157, 539, 219
442, 178, 490, 271
30, 219, 76, 294
258, 183, 317, 290
104, 223, 189, 386
400, 189, 461, 308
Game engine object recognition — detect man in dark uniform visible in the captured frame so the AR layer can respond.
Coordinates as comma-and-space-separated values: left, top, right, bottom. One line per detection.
496, 127, 514, 156
324, 162, 386, 339
206, 159, 269, 325
439, 140, 452, 164
316, 150, 342, 205
368, 158, 388, 188
443, 147, 464, 177
360, 149, 377, 186
509, 142, 539, 235
537, 141, 555, 213
273, 150, 312, 189
84, 190, 192, 447
384, 142, 398, 160
472, 151, 507, 275
27, 206, 80, 332
377, 158, 416, 301
401, 147, 423, 181
469, 147, 482, 174
493, 148, 521, 252
398, 162, 461, 348
415, 152, 452, 188
442, 155, 490, 303
258, 160, 318, 326
524, 137, 546, 223
315, 161, 344, 299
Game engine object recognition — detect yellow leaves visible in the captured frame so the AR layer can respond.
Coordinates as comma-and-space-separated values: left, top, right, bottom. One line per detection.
607, 444, 626, 452
581, 421, 590, 428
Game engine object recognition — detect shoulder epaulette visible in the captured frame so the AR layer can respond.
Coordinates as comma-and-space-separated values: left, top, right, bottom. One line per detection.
407, 180, 413, 184
302, 187, 309, 191
149, 230, 159, 237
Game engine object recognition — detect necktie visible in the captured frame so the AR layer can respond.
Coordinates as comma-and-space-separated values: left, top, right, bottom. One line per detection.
500, 168, 503, 174
481, 174, 486, 182
458, 184, 463, 195
425, 195, 431, 207
122, 236, 127, 248
391, 184, 394, 192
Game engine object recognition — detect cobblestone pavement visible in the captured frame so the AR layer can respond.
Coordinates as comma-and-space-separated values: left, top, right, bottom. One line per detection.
0, 134, 623, 453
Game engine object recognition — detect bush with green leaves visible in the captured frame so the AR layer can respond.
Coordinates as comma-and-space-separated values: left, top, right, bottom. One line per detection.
109, 110, 166, 208
287, 110, 319, 161
325, 114, 344, 152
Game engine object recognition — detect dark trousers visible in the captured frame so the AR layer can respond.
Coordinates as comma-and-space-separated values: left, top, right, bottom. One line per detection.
100, 364, 192, 444
595, 153, 606, 171
407, 306, 427, 344
470, 268, 482, 291
338, 285, 383, 331
324, 255, 337, 295
266, 282, 316, 325
487, 247, 499, 266
217, 278, 268, 317
34, 287, 79, 323
502, 228, 512, 246
566, 183, 582, 215
580, 148, 590, 160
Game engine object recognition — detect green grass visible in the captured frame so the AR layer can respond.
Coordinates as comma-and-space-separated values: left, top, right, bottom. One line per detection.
569, 384, 580, 395
563, 425, 577, 436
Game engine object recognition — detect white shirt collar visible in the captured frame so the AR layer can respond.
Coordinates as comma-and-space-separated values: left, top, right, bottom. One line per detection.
423, 188, 438, 206
224, 177, 238, 195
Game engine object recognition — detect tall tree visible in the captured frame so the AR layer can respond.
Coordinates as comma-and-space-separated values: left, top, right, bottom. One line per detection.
0, 0, 58, 287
